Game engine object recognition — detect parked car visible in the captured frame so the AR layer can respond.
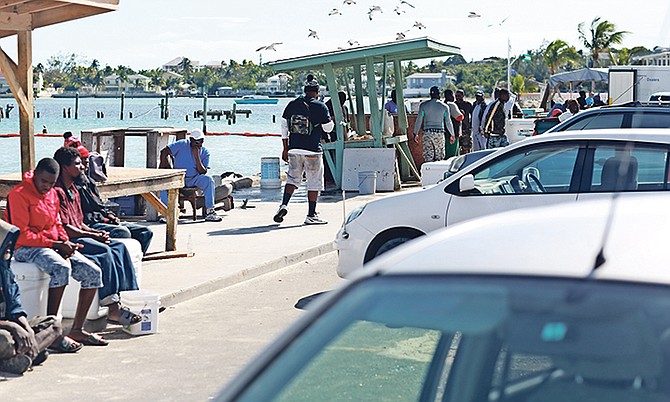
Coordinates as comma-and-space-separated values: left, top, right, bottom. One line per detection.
336, 129, 670, 277
650, 91, 670, 105
443, 149, 497, 179
542, 102, 670, 134
215, 196, 670, 402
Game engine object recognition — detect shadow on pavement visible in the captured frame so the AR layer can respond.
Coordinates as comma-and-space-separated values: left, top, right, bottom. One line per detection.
294, 291, 331, 310
208, 223, 303, 236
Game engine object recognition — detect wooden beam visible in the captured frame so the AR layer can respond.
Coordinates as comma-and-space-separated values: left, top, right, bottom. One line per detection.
32, 3, 114, 29
140, 192, 167, 216
5, 1, 69, 15
0, 11, 32, 30
0, 47, 29, 116
17, 29, 34, 173
166, 188, 178, 251
53, 0, 119, 9
0, 1, 31, 11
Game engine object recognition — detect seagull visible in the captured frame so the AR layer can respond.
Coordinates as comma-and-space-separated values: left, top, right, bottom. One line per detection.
347, 39, 360, 46
368, 5, 382, 20
255, 42, 282, 52
308, 29, 319, 39
393, 6, 405, 15
468, 12, 481, 18
400, 0, 415, 8
413, 21, 426, 30
488, 16, 509, 27
396, 30, 409, 40
328, 8, 342, 16
343, 0, 356, 4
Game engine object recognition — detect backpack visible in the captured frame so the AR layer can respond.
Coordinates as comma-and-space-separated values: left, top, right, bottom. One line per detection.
288, 98, 313, 136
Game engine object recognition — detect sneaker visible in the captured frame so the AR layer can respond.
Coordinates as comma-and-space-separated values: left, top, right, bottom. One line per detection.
304, 214, 328, 225
273, 205, 288, 223
205, 209, 222, 222
0, 354, 32, 375
32, 350, 48, 366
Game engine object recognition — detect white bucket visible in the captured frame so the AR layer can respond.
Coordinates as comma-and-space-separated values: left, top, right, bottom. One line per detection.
260, 157, 282, 189
121, 290, 160, 336
358, 171, 377, 195
12, 261, 49, 318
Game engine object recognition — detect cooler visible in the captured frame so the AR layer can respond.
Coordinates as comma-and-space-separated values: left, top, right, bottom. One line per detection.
11, 260, 50, 318
421, 160, 454, 186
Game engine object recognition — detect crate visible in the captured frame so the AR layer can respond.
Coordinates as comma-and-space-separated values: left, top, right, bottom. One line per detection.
109, 196, 136, 216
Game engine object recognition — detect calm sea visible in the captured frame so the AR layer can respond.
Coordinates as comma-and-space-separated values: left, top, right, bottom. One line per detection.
0, 97, 291, 176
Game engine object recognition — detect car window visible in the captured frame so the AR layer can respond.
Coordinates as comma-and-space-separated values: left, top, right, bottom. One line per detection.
589, 144, 668, 192
561, 112, 624, 131
630, 112, 670, 128
471, 144, 580, 194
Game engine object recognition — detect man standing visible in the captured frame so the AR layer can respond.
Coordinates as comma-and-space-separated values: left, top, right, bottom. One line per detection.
455, 89, 473, 154
443, 89, 464, 158
413, 86, 454, 163
471, 90, 488, 151
483, 88, 510, 149
274, 75, 334, 225
160, 129, 221, 222
7, 157, 103, 352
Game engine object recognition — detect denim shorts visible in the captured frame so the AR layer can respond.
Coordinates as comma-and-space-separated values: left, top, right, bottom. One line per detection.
14, 247, 103, 289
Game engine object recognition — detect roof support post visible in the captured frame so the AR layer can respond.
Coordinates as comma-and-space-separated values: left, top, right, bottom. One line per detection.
394, 59, 408, 135
323, 63, 343, 188
379, 56, 387, 135
365, 57, 381, 147
353, 64, 365, 136
17, 30, 34, 173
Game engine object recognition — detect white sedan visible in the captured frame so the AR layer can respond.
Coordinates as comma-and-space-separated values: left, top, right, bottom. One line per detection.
336, 128, 670, 277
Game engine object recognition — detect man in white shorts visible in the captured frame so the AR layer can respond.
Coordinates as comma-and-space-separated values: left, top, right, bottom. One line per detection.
274, 75, 334, 225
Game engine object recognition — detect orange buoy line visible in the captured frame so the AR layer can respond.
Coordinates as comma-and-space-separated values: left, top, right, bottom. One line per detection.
0, 132, 281, 138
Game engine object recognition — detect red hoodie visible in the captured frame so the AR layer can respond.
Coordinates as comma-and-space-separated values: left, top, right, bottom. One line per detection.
5, 171, 69, 249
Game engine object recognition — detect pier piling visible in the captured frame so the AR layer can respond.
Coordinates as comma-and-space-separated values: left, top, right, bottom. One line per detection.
74, 93, 79, 119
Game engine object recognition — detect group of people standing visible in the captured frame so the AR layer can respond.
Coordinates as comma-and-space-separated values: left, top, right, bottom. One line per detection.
415, 86, 513, 163
0, 135, 154, 375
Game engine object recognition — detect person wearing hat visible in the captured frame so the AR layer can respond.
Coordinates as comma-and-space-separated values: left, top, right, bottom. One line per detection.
273, 74, 334, 225
455, 89, 473, 153
471, 90, 488, 151
159, 128, 221, 222
413, 86, 455, 163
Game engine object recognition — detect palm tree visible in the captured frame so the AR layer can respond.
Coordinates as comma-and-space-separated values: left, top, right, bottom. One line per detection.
543, 39, 581, 74
609, 46, 650, 65
578, 17, 629, 67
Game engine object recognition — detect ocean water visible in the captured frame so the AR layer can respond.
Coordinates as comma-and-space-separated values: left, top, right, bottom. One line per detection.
0, 97, 291, 176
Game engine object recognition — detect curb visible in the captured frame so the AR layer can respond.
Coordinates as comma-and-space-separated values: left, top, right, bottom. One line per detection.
159, 241, 336, 307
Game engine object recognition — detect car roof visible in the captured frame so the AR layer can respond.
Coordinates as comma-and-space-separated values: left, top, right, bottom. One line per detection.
521, 128, 670, 145
360, 195, 670, 285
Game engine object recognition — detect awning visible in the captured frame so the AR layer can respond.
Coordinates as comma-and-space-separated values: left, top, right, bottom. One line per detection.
547, 68, 609, 88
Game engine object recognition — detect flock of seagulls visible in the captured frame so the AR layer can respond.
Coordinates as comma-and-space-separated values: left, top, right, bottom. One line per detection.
254, 2, 511, 55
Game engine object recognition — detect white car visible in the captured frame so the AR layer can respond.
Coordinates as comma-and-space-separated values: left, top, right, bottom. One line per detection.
336, 128, 670, 277
217, 196, 670, 401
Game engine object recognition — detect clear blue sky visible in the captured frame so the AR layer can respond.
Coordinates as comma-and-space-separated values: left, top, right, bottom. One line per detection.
1, 0, 668, 70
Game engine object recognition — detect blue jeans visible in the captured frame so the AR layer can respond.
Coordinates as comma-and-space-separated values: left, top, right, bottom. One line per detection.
74, 238, 138, 304
13, 247, 102, 289
161, 174, 216, 209
90, 222, 154, 255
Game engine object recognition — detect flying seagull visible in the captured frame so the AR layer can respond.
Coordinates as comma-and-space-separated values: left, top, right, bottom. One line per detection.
328, 8, 342, 16
308, 29, 319, 39
413, 21, 426, 30
488, 16, 510, 27
347, 39, 360, 46
343, 0, 356, 4
368, 5, 382, 20
255, 42, 282, 52
393, 6, 405, 15
396, 30, 409, 40
468, 12, 481, 18
400, 0, 415, 8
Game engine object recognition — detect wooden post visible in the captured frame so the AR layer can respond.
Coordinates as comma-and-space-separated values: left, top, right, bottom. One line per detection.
166, 188, 178, 251
160, 98, 165, 119
365, 57, 382, 147
74, 92, 79, 119
164, 93, 169, 119
202, 94, 208, 133
120, 92, 125, 120
17, 30, 34, 174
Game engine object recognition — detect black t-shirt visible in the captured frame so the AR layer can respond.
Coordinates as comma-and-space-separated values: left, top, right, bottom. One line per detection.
282, 96, 331, 152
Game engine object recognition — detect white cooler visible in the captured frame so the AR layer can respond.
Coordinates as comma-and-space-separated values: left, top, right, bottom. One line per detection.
12, 260, 50, 318
421, 159, 454, 186
61, 238, 143, 320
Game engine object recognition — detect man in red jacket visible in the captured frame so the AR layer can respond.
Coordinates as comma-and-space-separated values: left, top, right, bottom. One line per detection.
6, 158, 105, 351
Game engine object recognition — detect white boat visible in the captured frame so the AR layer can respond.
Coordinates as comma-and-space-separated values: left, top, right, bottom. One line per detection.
234, 95, 279, 105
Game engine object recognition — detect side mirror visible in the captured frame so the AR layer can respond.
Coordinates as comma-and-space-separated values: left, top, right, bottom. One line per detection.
459, 174, 475, 193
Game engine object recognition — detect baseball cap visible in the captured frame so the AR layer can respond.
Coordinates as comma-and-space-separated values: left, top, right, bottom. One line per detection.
475, 90, 484, 96
190, 129, 205, 140
77, 145, 90, 158
304, 79, 320, 93
429, 86, 440, 96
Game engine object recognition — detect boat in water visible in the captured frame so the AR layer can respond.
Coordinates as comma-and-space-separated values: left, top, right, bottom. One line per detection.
234, 95, 279, 105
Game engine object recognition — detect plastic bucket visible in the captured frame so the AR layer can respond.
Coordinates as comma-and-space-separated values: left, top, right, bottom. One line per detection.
121, 290, 161, 336
358, 171, 377, 195
260, 157, 281, 189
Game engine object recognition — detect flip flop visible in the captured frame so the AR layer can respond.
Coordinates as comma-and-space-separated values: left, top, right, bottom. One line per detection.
76, 333, 109, 347
48, 336, 83, 353
107, 307, 142, 326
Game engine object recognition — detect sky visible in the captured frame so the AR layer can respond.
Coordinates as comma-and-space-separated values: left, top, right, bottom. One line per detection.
1, 0, 669, 70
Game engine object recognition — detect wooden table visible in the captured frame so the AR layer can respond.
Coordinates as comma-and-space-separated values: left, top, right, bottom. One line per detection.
0, 167, 185, 252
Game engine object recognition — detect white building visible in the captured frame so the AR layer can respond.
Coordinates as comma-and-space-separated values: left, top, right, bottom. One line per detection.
404, 70, 457, 97
256, 73, 291, 94
162, 56, 202, 72
103, 74, 151, 92
634, 50, 670, 66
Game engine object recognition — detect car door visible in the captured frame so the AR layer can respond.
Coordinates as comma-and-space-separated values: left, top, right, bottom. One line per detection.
445, 141, 585, 226
577, 140, 670, 202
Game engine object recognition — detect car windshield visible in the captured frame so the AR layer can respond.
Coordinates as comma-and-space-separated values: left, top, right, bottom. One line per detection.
231, 276, 670, 402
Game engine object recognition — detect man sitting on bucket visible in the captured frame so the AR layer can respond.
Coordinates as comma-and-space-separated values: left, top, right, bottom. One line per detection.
160, 129, 222, 222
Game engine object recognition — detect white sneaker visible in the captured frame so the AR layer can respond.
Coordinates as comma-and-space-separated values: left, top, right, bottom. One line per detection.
273, 205, 288, 223
205, 208, 222, 222
304, 213, 328, 225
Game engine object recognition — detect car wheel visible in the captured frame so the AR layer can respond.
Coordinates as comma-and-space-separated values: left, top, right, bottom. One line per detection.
365, 229, 424, 263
